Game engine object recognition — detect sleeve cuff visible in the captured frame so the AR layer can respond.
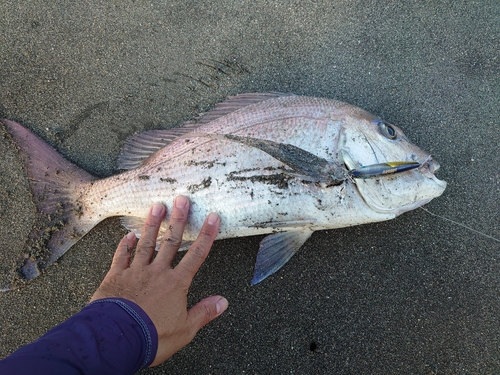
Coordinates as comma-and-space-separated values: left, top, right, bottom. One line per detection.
87, 298, 159, 370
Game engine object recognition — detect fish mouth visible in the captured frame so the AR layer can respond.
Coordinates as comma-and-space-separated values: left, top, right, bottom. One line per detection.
418, 156, 447, 187
426, 159, 439, 174
342, 150, 447, 215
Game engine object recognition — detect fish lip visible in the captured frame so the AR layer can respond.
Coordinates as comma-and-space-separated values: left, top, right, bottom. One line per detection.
420, 156, 440, 174
418, 156, 447, 187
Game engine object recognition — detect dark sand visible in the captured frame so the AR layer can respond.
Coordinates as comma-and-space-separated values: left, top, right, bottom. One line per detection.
0, 1, 499, 374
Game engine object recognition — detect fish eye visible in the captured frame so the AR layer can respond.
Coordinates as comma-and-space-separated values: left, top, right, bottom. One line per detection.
378, 121, 397, 140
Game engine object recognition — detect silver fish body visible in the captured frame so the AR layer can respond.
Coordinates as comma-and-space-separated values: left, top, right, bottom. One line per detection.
1, 93, 446, 289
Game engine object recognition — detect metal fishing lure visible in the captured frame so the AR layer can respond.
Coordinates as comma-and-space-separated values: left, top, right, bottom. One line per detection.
349, 161, 421, 178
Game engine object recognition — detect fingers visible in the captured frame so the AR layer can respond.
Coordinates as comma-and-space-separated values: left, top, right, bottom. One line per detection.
176, 213, 220, 280
132, 203, 166, 267
155, 196, 190, 265
110, 232, 136, 270
187, 295, 228, 332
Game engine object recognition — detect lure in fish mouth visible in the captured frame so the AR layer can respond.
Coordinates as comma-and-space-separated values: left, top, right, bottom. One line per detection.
339, 119, 447, 215
0, 93, 447, 290
348, 161, 421, 179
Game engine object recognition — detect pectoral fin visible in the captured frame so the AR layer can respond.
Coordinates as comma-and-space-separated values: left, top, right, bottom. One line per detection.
223, 134, 346, 184
252, 229, 313, 285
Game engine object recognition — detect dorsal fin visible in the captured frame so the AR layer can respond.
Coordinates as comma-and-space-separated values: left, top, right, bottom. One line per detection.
117, 93, 294, 170
187, 92, 294, 126
117, 126, 199, 170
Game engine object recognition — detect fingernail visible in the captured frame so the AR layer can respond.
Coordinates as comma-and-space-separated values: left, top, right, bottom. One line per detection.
216, 297, 228, 315
175, 195, 188, 209
126, 232, 136, 240
207, 212, 219, 226
151, 203, 165, 217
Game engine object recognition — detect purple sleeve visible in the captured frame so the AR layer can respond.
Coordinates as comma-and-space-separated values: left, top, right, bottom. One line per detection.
0, 298, 158, 375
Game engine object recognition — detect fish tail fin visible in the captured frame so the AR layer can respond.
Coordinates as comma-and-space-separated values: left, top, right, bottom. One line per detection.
1, 119, 98, 290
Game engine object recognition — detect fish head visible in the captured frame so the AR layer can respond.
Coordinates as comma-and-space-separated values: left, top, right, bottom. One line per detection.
339, 114, 447, 215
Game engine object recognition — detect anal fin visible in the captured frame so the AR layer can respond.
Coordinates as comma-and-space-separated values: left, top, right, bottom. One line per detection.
121, 216, 192, 251
121, 216, 165, 248
252, 229, 313, 285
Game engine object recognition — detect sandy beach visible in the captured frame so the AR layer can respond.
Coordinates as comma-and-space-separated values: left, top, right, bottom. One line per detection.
0, 1, 499, 373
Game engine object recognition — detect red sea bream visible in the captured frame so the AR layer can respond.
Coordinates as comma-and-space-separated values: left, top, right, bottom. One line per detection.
1, 93, 446, 290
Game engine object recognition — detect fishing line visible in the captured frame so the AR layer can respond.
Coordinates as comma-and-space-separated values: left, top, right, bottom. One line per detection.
419, 207, 500, 243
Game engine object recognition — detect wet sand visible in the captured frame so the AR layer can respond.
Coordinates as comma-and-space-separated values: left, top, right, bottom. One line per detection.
0, 1, 499, 374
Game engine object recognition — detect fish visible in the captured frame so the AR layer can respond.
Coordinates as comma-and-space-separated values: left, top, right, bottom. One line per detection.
0, 93, 447, 290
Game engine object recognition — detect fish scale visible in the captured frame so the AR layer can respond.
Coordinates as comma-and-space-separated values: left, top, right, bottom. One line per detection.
0, 93, 446, 289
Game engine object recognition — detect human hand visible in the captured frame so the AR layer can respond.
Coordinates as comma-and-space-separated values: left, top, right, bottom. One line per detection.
90, 196, 228, 366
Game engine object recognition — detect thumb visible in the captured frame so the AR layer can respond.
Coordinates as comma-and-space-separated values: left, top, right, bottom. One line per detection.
187, 295, 228, 331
